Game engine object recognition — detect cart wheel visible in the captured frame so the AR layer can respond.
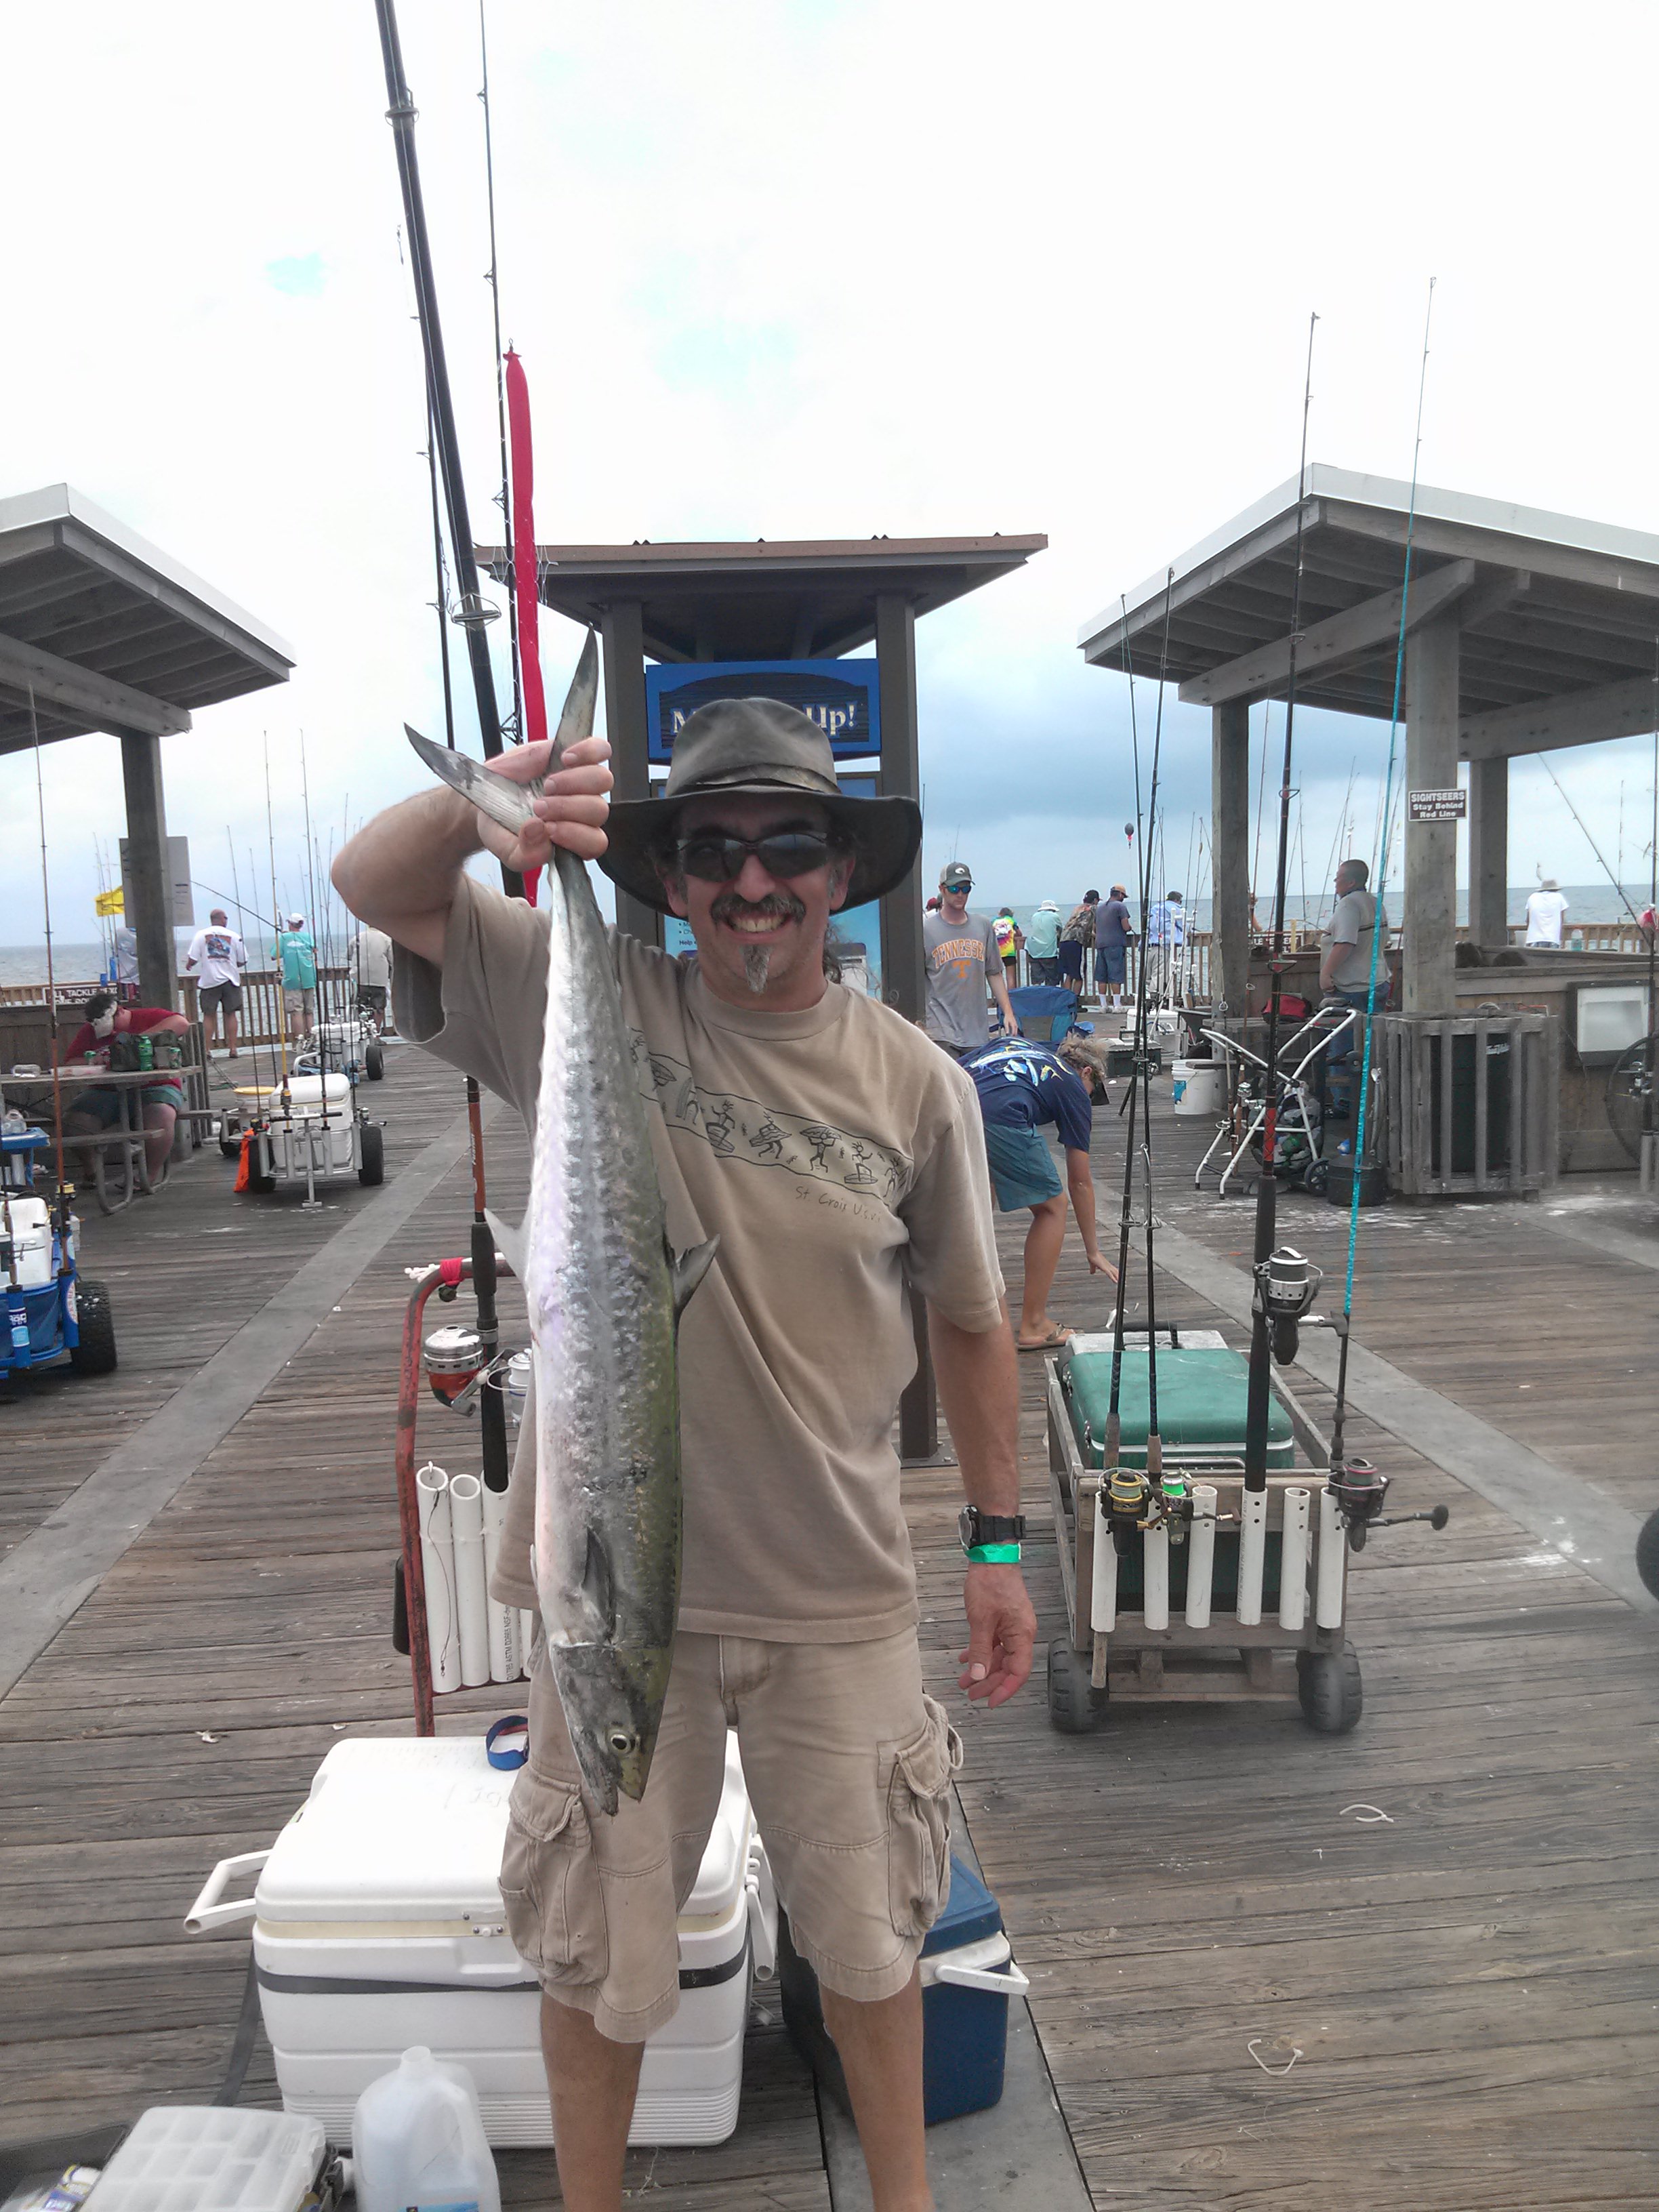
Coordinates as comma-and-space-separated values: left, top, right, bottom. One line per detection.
366, 1041, 385, 1082
218, 1113, 241, 1160
1635, 1509, 1659, 1603
359, 1121, 386, 1186
69, 1279, 118, 1376
1297, 1645, 1363, 1734
1047, 1639, 1109, 1734
1303, 1159, 1330, 1197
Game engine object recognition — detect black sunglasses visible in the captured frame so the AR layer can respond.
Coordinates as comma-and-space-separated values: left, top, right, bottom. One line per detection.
671, 830, 841, 884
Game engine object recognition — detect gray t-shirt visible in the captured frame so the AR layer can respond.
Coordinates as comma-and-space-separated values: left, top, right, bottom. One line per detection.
924, 908, 1001, 1048
1323, 888, 1385, 993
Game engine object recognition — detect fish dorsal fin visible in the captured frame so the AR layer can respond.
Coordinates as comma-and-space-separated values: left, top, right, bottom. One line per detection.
579, 1528, 616, 1639
669, 1235, 720, 1319
485, 1206, 529, 1283
550, 630, 600, 769
405, 724, 539, 836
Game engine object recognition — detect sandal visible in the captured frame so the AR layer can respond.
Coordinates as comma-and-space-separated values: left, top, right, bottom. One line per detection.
1017, 1323, 1073, 1353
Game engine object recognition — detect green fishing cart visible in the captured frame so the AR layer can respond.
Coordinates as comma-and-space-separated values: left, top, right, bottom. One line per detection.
1044, 1329, 1361, 1736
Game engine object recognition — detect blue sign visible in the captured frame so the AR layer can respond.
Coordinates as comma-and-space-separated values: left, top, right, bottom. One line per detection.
644, 659, 880, 766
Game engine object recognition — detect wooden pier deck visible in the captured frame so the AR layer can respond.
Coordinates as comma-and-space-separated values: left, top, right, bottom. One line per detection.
3, 1040, 1657, 2208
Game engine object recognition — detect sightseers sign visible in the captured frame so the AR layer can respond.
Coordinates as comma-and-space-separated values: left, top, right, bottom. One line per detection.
1408, 787, 1467, 823
644, 659, 880, 766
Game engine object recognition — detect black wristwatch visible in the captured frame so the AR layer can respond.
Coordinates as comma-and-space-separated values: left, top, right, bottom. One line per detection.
958, 1506, 1027, 1563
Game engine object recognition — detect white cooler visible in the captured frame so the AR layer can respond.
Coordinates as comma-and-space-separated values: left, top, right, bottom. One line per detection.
187, 1734, 775, 2148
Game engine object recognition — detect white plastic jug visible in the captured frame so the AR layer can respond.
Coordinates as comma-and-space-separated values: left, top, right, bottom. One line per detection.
350, 2045, 502, 2212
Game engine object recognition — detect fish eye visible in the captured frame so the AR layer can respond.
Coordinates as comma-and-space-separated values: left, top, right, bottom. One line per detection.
607, 1727, 635, 1754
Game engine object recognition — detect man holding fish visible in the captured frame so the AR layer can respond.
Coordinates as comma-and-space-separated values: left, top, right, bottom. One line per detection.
335, 663, 1033, 2212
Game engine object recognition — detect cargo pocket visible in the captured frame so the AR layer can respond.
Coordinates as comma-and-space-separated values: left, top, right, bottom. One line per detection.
499, 1769, 609, 1990
884, 1694, 964, 1940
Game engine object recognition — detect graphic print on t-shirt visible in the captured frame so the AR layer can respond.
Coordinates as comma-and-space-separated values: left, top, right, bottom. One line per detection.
628, 1031, 911, 1202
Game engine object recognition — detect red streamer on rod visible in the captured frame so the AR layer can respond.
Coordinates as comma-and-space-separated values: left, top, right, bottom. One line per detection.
506, 346, 547, 904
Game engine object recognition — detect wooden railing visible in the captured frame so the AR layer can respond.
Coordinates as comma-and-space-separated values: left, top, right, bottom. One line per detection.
0, 967, 360, 1048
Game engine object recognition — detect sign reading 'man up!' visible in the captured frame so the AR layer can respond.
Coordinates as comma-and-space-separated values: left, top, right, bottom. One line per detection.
644, 659, 880, 766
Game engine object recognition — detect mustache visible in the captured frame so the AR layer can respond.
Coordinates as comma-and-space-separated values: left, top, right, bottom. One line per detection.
710, 889, 806, 926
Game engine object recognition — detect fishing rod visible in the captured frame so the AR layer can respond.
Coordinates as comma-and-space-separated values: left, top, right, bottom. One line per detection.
300, 734, 329, 1063
262, 739, 292, 1104
1533, 750, 1649, 930
1132, 575, 1177, 1491
1328, 281, 1434, 1478
1242, 312, 1318, 1493
373, 0, 507, 779
1102, 600, 1147, 1474
425, 391, 459, 754
28, 690, 70, 1208
478, 0, 523, 750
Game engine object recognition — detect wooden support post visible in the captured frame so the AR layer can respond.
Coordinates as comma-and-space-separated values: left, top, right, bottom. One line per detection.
119, 729, 176, 1011
600, 598, 661, 948
1211, 699, 1250, 1011
1404, 616, 1460, 1017
875, 592, 937, 1458
876, 593, 924, 1023
1468, 754, 1509, 947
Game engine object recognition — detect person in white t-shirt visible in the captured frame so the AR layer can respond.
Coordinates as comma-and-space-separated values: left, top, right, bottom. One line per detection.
1525, 878, 1569, 947
352, 926, 394, 1027
184, 909, 249, 1056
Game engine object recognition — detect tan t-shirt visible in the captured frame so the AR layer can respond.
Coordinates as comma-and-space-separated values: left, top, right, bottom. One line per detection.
394, 876, 1006, 1643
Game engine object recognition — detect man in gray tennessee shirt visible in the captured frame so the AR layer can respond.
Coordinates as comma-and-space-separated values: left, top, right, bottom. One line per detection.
924, 860, 1016, 1055
1319, 857, 1389, 1005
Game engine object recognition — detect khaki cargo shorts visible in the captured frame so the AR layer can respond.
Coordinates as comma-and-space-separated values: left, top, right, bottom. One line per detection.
501, 1627, 962, 2044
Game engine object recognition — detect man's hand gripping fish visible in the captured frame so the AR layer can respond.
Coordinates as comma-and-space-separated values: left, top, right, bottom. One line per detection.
407, 634, 717, 1816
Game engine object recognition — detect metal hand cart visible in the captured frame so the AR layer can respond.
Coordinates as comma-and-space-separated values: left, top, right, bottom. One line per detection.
1043, 1328, 1364, 1734
1192, 1007, 1357, 1196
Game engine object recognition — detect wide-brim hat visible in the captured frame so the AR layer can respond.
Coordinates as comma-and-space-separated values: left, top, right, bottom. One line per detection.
599, 696, 922, 917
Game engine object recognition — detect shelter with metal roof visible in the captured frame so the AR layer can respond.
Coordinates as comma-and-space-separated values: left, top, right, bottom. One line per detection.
481, 532, 1047, 1006
1079, 466, 1659, 1017
0, 486, 294, 1006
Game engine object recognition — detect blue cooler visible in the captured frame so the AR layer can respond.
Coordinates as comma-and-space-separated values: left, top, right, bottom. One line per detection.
780, 1854, 1029, 2126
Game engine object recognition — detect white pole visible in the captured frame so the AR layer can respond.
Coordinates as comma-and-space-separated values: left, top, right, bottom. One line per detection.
1186, 1484, 1217, 1628
448, 1472, 490, 1688
1090, 1491, 1118, 1633
481, 1479, 520, 1683
416, 1462, 461, 1696
1278, 1487, 1311, 1631
518, 1609, 536, 1677
1236, 1488, 1268, 1625
1315, 1486, 1345, 1629
1142, 1524, 1170, 1631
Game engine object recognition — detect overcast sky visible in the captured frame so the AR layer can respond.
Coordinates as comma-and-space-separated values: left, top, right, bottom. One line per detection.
4, 0, 1659, 947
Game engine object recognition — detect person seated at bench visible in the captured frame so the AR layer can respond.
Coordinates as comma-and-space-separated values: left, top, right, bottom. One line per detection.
60, 991, 190, 1186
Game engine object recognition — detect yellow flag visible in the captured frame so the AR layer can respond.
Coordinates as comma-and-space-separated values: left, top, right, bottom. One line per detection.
95, 886, 125, 916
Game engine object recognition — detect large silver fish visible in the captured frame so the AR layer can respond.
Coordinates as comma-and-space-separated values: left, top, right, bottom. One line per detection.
408, 634, 716, 1814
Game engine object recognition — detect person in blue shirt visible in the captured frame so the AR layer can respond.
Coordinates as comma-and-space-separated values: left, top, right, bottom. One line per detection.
272, 912, 319, 1040
962, 1038, 1112, 1351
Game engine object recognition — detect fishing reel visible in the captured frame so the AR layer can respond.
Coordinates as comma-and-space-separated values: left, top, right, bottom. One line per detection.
1254, 1244, 1324, 1366
1328, 1456, 1451, 1551
422, 1322, 488, 1408
1152, 1469, 1190, 1545
1103, 1466, 1151, 1553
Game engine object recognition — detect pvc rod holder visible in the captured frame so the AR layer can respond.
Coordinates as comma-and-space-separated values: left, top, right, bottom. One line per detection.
417, 1462, 462, 1696
448, 1472, 490, 1689
1236, 1489, 1268, 1626
1279, 1486, 1311, 1631
1186, 1485, 1217, 1629
1316, 1486, 1345, 1628
1142, 1524, 1170, 1632
184, 1848, 270, 1933
1090, 1490, 1118, 1633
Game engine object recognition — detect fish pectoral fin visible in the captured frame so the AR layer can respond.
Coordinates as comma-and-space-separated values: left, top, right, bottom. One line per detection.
579, 1528, 616, 1639
485, 1206, 529, 1282
669, 1234, 720, 1319
405, 723, 537, 839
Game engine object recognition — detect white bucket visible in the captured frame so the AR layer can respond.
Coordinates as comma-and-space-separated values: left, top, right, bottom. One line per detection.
1170, 1059, 1224, 1115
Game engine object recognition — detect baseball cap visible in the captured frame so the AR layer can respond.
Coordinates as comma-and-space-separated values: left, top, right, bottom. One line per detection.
939, 861, 973, 889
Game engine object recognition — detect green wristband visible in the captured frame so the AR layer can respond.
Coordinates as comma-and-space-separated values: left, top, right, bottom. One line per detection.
966, 1542, 1021, 1565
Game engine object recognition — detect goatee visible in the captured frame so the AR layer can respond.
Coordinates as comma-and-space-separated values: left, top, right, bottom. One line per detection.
742, 946, 772, 994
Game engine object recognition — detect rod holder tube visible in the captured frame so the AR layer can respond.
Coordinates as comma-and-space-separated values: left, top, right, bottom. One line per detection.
1142, 1523, 1170, 1632
1186, 1484, 1217, 1629
1091, 1490, 1118, 1633
447, 1471, 490, 1688
480, 1479, 520, 1684
1316, 1486, 1345, 1628
1236, 1488, 1269, 1625
415, 1462, 461, 1696
1278, 1486, 1311, 1631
